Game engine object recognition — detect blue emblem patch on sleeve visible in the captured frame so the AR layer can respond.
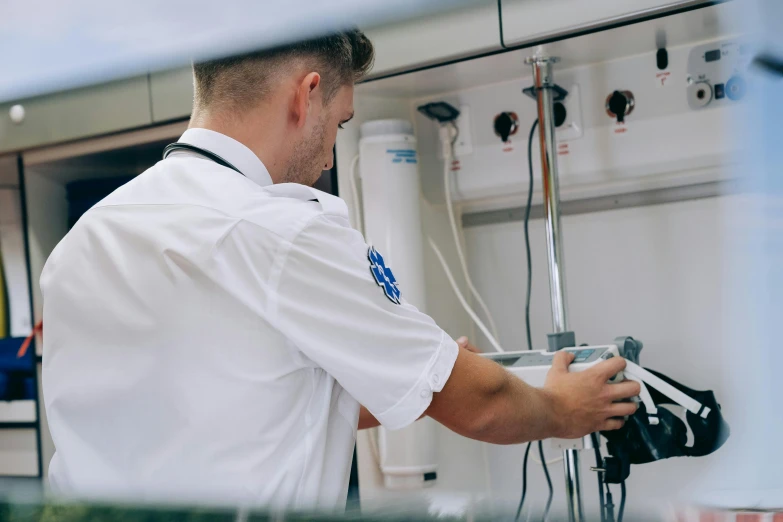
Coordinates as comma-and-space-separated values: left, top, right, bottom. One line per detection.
368, 246, 401, 305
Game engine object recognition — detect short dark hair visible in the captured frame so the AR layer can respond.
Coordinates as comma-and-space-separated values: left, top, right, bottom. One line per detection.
193, 29, 374, 113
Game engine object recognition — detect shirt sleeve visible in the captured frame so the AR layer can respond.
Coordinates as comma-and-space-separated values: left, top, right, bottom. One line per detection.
268, 213, 459, 431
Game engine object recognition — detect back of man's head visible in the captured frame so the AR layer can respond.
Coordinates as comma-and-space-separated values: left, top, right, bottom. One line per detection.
193, 29, 374, 115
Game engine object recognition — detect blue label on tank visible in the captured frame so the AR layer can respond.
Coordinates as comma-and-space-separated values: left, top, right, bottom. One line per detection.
386, 149, 417, 164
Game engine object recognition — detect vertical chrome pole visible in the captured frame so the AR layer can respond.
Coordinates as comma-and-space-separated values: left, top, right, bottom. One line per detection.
527, 56, 568, 333
525, 55, 584, 522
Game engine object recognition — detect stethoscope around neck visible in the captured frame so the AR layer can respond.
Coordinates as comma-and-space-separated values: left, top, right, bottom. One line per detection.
162, 142, 244, 176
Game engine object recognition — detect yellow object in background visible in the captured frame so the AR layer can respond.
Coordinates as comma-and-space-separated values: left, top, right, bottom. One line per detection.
0, 248, 7, 338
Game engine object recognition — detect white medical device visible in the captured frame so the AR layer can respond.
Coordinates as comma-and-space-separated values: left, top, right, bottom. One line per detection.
485, 344, 712, 432
483, 345, 623, 387
484, 344, 623, 450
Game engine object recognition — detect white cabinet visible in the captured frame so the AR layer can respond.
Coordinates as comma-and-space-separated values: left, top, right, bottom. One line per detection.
147, 4, 503, 119
150, 67, 194, 123
0, 76, 152, 154
499, 0, 710, 47
364, 0, 501, 78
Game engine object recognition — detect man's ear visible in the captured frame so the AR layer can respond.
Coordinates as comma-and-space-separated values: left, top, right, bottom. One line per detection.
293, 72, 321, 129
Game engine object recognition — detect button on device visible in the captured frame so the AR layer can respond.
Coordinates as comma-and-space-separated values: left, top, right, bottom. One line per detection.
726, 75, 746, 101
573, 349, 594, 362
705, 49, 721, 63
714, 83, 725, 100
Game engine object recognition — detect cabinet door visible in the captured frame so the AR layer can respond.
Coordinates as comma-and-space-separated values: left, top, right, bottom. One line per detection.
500, 0, 709, 47
150, 67, 193, 123
0, 76, 152, 154
364, 0, 501, 78
148, 4, 502, 115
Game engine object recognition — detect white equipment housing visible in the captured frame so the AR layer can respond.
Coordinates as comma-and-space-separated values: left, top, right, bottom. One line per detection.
483, 345, 622, 387
333, 0, 772, 510
484, 345, 623, 450
359, 119, 439, 489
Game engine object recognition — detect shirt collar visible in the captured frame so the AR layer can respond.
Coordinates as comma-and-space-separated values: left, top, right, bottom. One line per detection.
177, 128, 273, 188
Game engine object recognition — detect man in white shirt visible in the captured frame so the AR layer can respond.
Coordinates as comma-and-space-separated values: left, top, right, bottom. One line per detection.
41, 30, 640, 510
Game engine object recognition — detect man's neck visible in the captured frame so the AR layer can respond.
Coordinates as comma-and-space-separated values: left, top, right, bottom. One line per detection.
189, 111, 286, 183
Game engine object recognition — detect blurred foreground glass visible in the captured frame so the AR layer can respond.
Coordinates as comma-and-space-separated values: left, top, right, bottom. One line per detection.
696, 0, 783, 508
0, 0, 478, 102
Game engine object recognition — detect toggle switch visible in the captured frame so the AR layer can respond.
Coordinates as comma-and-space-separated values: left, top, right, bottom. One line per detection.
493, 111, 519, 142
553, 102, 567, 127
606, 90, 635, 123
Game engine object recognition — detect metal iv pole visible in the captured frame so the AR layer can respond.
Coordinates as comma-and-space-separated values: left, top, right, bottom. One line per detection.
525, 55, 584, 522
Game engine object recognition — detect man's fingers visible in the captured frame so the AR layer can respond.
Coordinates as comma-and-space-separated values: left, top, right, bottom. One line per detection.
456, 337, 481, 354
590, 357, 627, 381
550, 351, 575, 373
600, 418, 626, 432
608, 401, 638, 418
607, 380, 641, 401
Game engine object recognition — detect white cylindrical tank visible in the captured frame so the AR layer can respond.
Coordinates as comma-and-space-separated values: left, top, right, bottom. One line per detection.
359, 119, 438, 489
359, 119, 426, 309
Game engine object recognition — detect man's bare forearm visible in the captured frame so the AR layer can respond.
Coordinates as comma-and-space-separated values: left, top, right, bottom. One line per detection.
464, 368, 562, 444
425, 348, 562, 445
426, 346, 639, 445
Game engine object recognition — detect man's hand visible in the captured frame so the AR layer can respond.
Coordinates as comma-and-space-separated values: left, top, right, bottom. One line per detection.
456, 336, 481, 353
426, 346, 641, 445
542, 351, 641, 439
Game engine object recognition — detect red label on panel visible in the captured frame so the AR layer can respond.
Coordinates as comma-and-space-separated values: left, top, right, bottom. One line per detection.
656, 71, 672, 87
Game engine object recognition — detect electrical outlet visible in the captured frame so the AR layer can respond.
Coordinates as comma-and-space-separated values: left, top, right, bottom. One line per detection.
454, 105, 474, 156
555, 84, 583, 142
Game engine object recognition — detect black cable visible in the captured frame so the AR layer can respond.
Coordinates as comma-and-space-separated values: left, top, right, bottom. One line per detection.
515, 442, 533, 521
524, 120, 538, 353
514, 119, 539, 522
608, 485, 620, 522
591, 433, 606, 522
538, 440, 554, 522
527, 121, 554, 521
513, 119, 547, 522
620, 482, 627, 520
448, 120, 460, 151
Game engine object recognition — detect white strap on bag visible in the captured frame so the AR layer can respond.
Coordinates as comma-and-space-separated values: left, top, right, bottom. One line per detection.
623, 360, 712, 424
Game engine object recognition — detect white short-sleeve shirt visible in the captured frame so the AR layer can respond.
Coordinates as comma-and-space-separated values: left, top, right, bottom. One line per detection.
41, 128, 458, 510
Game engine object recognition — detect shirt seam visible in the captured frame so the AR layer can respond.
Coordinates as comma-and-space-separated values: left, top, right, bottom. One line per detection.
86, 202, 322, 245
294, 367, 317, 506
264, 213, 335, 321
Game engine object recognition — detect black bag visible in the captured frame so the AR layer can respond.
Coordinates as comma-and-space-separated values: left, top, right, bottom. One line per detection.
600, 368, 730, 483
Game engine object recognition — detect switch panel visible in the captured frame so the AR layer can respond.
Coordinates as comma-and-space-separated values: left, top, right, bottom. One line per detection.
555, 84, 583, 142
686, 40, 751, 110
454, 105, 474, 156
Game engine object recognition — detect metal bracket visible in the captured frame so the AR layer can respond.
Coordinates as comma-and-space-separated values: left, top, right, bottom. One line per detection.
523, 83, 569, 102
547, 331, 576, 352
614, 336, 644, 364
